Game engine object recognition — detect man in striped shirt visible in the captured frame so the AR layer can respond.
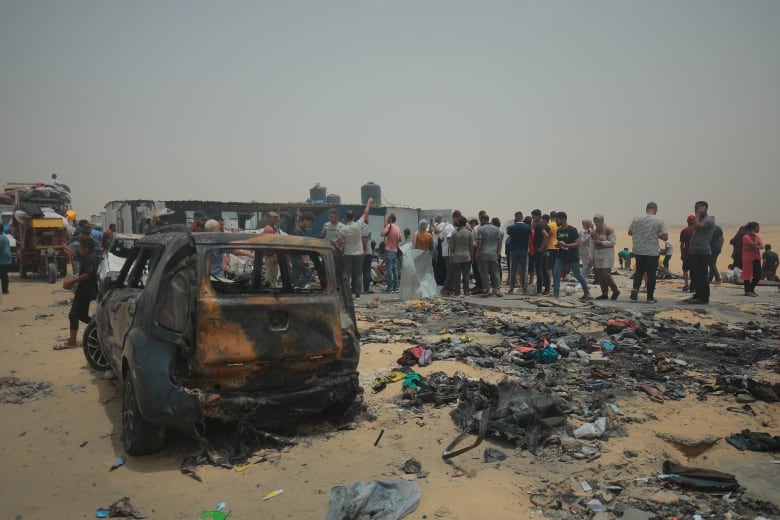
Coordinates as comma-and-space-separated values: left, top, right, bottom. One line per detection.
628, 202, 669, 304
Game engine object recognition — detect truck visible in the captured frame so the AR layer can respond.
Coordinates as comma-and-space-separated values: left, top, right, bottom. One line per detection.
5, 179, 73, 282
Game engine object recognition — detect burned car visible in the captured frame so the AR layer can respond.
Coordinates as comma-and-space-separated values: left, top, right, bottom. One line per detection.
85, 230, 361, 455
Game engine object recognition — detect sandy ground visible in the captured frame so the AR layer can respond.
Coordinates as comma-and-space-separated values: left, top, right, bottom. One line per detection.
1, 229, 779, 520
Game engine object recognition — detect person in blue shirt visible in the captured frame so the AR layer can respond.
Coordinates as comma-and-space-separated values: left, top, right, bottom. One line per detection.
505, 211, 531, 294
0, 226, 12, 294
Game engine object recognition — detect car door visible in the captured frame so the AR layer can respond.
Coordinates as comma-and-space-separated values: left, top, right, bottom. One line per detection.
107, 246, 163, 365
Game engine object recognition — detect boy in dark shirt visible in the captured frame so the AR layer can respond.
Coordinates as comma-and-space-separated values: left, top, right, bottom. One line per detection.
58, 238, 98, 349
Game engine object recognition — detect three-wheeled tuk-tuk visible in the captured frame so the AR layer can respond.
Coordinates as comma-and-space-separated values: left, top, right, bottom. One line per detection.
17, 217, 70, 283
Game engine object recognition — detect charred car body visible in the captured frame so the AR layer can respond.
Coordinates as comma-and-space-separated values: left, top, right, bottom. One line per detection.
88, 230, 361, 455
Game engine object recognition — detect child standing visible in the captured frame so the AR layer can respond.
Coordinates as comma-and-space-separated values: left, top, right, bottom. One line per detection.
58, 238, 98, 349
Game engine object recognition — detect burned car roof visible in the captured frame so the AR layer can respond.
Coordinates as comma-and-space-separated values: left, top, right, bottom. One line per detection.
139, 231, 330, 249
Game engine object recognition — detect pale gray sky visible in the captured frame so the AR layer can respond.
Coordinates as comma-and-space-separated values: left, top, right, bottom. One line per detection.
1, 0, 778, 226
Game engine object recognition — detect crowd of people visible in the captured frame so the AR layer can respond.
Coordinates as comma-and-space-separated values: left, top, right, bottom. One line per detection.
358, 200, 778, 305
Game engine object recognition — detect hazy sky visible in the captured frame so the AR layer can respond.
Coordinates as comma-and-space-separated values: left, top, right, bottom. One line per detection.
1, 0, 778, 226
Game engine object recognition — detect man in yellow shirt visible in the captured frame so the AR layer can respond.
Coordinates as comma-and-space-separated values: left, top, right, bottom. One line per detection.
546, 212, 559, 287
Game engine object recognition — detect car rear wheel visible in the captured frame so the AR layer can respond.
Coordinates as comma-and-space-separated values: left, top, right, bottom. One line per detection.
82, 320, 110, 371
19, 261, 27, 278
122, 376, 166, 455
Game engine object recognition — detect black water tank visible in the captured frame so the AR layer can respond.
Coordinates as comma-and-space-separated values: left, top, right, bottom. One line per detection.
309, 183, 327, 203
326, 193, 341, 204
361, 182, 381, 205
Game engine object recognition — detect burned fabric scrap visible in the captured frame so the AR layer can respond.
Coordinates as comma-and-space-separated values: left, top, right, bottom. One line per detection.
450, 377, 570, 453
324, 480, 421, 520
726, 429, 780, 452
660, 460, 740, 491
716, 375, 780, 402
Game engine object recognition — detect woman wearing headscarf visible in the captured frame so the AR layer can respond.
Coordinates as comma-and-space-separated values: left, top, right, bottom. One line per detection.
591, 214, 620, 300
741, 222, 763, 297
412, 220, 434, 252
729, 226, 746, 269
399, 219, 438, 299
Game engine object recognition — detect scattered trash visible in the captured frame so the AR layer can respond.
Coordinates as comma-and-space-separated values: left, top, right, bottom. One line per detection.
0, 377, 54, 404
483, 447, 507, 462
573, 417, 607, 439
402, 458, 422, 475
199, 512, 230, 520
442, 409, 489, 460
373, 429, 385, 446
586, 498, 606, 512
324, 480, 420, 520
94, 497, 145, 518
261, 488, 284, 501
109, 456, 126, 471
659, 460, 740, 491
727, 404, 756, 416
726, 430, 780, 452
371, 370, 407, 393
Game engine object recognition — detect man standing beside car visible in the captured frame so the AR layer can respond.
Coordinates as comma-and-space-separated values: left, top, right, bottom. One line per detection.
0, 226, 11, 295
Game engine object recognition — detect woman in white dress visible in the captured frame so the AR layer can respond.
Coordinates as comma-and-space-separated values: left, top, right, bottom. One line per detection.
591, 214, 620, 300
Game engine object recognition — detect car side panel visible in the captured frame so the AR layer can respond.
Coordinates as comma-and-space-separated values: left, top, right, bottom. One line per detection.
107, 289, 144, 369
124, 326, 203, 435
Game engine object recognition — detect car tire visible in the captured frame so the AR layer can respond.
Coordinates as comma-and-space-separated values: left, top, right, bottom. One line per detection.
47, 262, 57, 283
82, 320, 110, 371
19, 260, 27, 278
122, 376, 166, 456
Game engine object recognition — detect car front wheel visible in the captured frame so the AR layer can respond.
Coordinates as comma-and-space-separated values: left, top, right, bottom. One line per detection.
122, 375, 166, 455
82, 320, 110, 371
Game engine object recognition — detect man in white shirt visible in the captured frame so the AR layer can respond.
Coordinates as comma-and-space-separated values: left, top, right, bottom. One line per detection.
628, 201, 669, 304
338, 198, 373, 299
439, 211, 458, 294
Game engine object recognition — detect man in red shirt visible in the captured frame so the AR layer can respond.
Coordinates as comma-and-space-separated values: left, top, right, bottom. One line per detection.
679, 215, 696, 291
380, 213, 402, 293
